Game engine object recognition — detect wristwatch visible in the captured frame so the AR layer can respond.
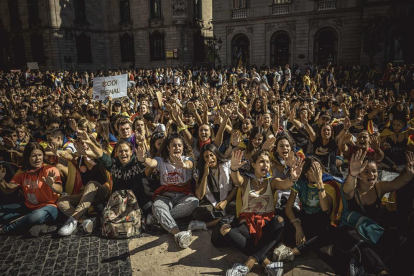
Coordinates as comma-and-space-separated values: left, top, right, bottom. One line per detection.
318, 188, 325, 192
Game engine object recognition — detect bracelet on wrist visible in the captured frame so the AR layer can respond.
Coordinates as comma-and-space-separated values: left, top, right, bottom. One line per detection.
230, 167, 239, 173
290, 218, 301, 225
318, 188, 325, 192
348, 172, 357, 178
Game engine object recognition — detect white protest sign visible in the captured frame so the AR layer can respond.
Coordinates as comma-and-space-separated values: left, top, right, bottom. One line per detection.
93, 74, 128, 101
27, 62, 39, 70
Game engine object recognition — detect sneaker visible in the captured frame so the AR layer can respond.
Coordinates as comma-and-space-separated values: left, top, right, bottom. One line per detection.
146, 213, 158, 225
265, 262, 284, 276
226, 263, 249, 276
174, 230, 192, 249
188, 220, 207, 231
58, 217, 78, 236
81, 217, 96, 234
273, 244, 294, 262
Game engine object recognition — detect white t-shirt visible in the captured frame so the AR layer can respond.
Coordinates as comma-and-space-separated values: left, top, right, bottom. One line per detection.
155, 156, 194, 186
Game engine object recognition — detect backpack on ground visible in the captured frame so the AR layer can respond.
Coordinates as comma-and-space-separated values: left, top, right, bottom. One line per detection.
101, 189, 142, 238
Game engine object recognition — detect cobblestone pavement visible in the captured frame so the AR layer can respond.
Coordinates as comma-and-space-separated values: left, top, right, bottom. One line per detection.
0, 234, 132, 276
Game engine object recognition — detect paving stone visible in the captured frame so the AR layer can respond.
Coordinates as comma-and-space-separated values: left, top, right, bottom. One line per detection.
0, 234, 132, 276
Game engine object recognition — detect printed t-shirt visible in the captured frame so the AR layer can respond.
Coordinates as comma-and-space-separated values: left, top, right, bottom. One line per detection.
10, 165, 61, 210
291, 179, 322, 214
155, 156, 194, 186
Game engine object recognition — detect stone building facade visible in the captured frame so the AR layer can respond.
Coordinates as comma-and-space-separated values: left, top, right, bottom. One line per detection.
0, 0, 213, 71
212, 0, 414, 68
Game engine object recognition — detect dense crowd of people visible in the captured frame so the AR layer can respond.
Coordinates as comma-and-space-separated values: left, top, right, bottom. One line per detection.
0, 62, 413, 276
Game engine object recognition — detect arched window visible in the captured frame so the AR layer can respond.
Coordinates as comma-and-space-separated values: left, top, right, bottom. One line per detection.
12, 35, 26, 66
120, 33, 134, 62
270, 30, 291, 67
31, 32, 45, 63
231, 33, 250, 67
149, 30, 165, 61
314, 27, 338, 65
76, 33, 92, 63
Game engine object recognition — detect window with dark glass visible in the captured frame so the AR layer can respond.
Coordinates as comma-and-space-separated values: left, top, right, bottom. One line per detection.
31, 32, 45, 63
149, 30, 165, 61
9, 0, 21, 30
120, 33, 134, 62
120, 0, 131, 22
76, 33, 93, 63
74, 0, 87, 23
194, 0, 202, 20
232, 0, 246, 9
150, 0, 161, 19
28, 0, 40, 25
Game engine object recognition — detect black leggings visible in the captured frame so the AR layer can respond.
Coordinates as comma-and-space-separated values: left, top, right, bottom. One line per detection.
223, 216, 284, 264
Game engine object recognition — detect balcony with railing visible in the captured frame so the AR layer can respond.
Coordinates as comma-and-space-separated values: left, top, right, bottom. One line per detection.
272, 4, 289, 15
232, 8, 247, 19
317, 0, 336, 11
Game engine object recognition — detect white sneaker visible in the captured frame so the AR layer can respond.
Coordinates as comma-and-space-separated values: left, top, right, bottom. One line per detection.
58, 217, 78, 236
226, 263, 249, 276
188, 220, 207, 231
81, 217, 96, 234
174, 230, 192, 249
146, 213, 158, 225
265, 262, 284, 276
273, 244, 294, 262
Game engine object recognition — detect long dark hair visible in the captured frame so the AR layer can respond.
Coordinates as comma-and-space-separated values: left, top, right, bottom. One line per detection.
197, 143, 229, 192
21, 142, 47, 171
159, 132, 194, 162
247, 126, 267, 154
273, 133, 295, 157
149, 131, 165, 158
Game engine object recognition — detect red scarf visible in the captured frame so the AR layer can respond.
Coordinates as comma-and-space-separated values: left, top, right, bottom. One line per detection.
152, 181, 193, 201
239, 212, 275, 244
198, 138, 211, 149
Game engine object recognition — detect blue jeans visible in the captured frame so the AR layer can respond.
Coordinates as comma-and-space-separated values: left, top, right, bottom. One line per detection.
0, 202, 58, 233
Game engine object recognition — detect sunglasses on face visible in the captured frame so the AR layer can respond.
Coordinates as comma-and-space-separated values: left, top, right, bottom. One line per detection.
152, 132, 165, 139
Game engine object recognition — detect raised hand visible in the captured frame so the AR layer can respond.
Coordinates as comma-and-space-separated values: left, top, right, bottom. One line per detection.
262, 136, 276, 151
170, 154, 187, 169
370, 134, 380, 151
310, 162, 323, 184
349, 149, 368, 177
406, 152, 414, 175
343, 116, 351, 131
284, 151, 296, 168
42, 170, 57, 189
231, 150, 247, 171
231, 131, 242, 147
290, 158, 305, 181
48, 143, 60, 157
135, 132, 145, 146
69, 119, 78, 133
3, 137, 16, 148
343, 132, 353, 144
136, 146, 146, 163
